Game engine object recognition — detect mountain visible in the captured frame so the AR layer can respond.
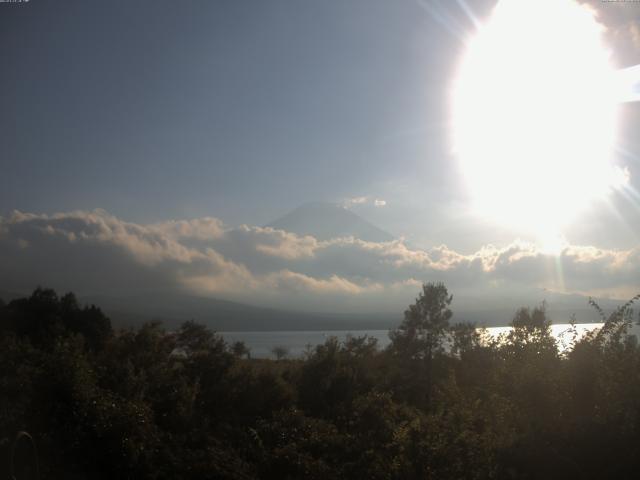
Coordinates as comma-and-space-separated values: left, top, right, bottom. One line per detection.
3, 288, 624, 331
267, 202, 394, 242
79, 292, 400, 331
80, 289, 621, 333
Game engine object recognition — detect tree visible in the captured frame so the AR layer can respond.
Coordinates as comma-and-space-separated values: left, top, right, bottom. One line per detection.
389, 282, 452, 407
2, 288, 112, 351
176, 320, 224, 355
298, 336, 378, 418
231, 340, 251, 359
390, 282, 452, 359
271, 345, 289, 361
450, 322, 481, 358
60, 292, 112, 351
505, 304, 557, 355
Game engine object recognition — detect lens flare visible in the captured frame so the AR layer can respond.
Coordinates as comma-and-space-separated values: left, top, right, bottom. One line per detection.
452, 0, 625, 239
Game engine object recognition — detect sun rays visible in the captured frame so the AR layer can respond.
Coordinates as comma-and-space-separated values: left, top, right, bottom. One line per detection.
430, 0, 640, 259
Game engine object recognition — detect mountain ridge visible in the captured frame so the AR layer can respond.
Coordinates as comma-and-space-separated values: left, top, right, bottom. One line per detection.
78, 292, 400, 331
267, 202, 394, 242
2, 289, 622, 332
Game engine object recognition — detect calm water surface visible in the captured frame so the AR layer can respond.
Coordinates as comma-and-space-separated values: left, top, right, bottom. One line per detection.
220, 323, 636, 358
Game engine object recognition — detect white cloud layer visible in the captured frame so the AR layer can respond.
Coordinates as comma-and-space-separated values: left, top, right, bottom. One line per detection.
0, 209, 638, 312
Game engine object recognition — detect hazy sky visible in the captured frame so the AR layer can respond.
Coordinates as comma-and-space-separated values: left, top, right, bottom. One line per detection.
2, 1, 639, 245
1, 0, 639, 312
2, 1, 463, 224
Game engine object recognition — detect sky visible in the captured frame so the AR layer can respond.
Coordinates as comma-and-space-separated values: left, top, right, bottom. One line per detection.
1, 0, 640, 315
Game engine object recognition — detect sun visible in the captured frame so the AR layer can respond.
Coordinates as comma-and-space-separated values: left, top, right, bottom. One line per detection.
452, 0, 623, 242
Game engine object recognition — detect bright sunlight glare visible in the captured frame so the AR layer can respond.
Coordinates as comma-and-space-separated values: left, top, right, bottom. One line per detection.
452, 0, 627, 245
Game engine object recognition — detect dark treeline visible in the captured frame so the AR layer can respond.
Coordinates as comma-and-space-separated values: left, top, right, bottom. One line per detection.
1, 284, 640, 479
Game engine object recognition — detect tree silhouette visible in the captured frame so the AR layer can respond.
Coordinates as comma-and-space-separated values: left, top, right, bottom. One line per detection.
390, 282, 453, 359
2, 286, 640, 479
231, 340, 251, 359
389, 282, 452, 407
271, 345, 289, 361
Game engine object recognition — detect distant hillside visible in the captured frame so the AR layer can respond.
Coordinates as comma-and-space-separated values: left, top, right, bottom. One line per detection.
80, 292, 400, 332
453, 290, 623, 326
267, 202, 394, 242
4, 288, 624, 331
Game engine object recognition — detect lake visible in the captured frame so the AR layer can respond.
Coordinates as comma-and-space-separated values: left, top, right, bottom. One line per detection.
220, 322, 635, 358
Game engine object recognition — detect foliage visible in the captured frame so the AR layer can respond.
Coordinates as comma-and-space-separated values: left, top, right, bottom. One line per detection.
389, 282, 453, 360
1, 284, 640, 479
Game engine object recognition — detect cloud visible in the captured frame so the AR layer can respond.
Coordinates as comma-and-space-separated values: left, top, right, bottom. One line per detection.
153, 217, 225, 241
345, 196, 369, 206
582, 0, 640, 65
344, 196, 387, 208
0, 209, 638, 313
